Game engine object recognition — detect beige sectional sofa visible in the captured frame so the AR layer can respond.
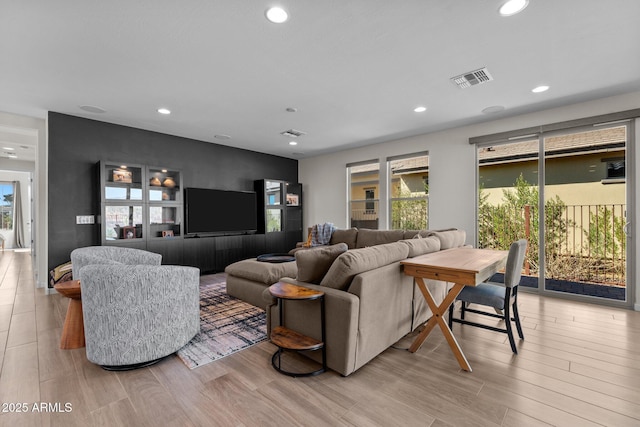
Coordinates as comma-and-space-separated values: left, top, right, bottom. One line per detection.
225, 228, 438, 306
225, 228, 467, 376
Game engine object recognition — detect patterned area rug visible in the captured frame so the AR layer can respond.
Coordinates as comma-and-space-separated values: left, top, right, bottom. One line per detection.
177, 273, 267, 369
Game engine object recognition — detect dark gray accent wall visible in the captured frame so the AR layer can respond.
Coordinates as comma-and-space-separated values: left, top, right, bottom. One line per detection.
48, 112, 298, 271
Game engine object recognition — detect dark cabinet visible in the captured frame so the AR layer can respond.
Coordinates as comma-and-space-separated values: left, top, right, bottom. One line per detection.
256, 179, 303, 250
98, 166, 302, 271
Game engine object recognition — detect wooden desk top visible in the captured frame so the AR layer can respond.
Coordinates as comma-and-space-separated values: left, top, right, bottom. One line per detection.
269, 281, 324, 300
401, 247, 508, 286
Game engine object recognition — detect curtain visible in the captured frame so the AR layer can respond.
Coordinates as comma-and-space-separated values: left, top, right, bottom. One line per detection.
13, 181, 24, 248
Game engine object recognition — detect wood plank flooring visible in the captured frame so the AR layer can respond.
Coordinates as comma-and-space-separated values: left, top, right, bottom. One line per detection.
1, 251, 640, 426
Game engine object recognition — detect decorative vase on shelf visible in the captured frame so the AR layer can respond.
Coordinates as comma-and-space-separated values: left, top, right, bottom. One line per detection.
163, 177, 176, 188
150, 177, 161, 186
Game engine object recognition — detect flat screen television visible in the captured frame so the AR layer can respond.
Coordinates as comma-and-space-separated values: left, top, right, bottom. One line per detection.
185, 187, 257, 236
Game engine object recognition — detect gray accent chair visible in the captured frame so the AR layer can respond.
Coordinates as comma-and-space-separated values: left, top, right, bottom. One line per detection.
448, 239, 527, 354
70, 246, 200, 370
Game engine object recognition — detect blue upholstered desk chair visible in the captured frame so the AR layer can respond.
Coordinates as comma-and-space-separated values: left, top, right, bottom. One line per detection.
448, 239, 528, 354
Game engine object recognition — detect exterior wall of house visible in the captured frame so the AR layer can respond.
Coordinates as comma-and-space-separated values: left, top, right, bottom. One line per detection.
480, 150, 627, 206
392, 174, 428, 196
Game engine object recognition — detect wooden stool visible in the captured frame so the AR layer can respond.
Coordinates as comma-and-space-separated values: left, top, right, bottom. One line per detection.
54, 280, 85, 349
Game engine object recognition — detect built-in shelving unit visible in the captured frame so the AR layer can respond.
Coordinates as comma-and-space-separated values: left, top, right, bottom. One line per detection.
97, 162, 302, 269
98, 161, 184, 261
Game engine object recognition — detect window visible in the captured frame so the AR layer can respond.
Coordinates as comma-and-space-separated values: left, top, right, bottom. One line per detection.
388, 153, 429, 230
364, 189, 375, 213
0, 182, 14, 230
606, 159, 625, 179
347, 160, 379, 229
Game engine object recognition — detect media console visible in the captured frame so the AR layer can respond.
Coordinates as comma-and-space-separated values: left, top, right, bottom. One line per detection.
98, 162, 302, 272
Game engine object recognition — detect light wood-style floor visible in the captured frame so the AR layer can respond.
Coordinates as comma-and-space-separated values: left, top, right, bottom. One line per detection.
1, 251, 640, 426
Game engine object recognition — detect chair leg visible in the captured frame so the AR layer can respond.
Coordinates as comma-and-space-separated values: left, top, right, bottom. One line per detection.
512, 301, 524, 339
448, 302, 454, 329
503, 301, 518, 354
460, 300, 466, 320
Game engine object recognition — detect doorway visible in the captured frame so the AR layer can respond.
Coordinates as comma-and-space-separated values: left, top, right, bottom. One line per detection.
477, 123, 632, 307
0, 171, 33, 251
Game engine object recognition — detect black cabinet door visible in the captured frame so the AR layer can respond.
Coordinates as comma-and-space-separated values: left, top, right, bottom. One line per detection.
148, 239, 184, 265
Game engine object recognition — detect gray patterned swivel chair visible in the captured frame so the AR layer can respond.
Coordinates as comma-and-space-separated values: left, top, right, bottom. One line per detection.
70, 246, 200, 370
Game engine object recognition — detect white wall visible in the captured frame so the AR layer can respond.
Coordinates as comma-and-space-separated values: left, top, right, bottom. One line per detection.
300, 91, 640, 308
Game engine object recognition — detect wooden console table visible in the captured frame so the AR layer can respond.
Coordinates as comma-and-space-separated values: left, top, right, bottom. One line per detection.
401, 247, 508, 372
268, 281, 326, 377
54, 280, 85, 349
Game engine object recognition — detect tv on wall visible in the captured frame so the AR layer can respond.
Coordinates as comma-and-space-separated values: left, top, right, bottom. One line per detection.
184, 187, 257, 236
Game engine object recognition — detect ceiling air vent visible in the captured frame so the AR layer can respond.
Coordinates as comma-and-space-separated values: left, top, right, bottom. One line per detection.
280, 129, 306, 138
450, 67, 493, 89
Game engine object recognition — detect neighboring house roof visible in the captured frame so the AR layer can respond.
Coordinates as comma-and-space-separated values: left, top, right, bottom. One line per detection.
390, 156, 429, 175
479, 126, 626, 164
351, 156, 429, 175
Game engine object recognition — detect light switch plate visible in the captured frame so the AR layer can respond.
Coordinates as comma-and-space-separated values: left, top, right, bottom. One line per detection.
76, 215, 95, 224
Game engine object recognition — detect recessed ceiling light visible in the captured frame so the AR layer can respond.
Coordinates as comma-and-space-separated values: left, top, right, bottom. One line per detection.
157, 108, 171, 115
7, 154, 17, 159
2, 147, 14, 151
79, 105, 106, 114
265, 7, 288, 23
482, 105, 505, 114
532, 85, 550, 93
289, 141, 298, 146
214, 134, 232, 140
499, 0, 529, 16
286, 107, 298, 112
414, 106, 427, 113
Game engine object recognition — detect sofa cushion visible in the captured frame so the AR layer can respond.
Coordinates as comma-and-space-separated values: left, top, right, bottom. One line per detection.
296, 243, 349, 284
403, 230, 423, 239
355, 229, 406, 248
399, 236, 441, 257
320, 242, 410, 290
432, 229, 466, 249
330, 228, 358, 249
224, 258, 298, 285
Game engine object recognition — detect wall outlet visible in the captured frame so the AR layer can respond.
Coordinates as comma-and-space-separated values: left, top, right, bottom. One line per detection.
76, 215, 95, 224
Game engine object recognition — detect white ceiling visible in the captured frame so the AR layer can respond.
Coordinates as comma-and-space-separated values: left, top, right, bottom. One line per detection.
1, 1, 639, 160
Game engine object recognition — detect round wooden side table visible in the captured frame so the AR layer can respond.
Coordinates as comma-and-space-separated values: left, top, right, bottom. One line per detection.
268, 281, 326, 377
54, 280, 85, 349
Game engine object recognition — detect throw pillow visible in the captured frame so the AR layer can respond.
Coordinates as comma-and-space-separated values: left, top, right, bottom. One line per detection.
400, 236, 441, 257
329, 228, 358, 249
432, 229, 466, 249
296, 243, 348, 284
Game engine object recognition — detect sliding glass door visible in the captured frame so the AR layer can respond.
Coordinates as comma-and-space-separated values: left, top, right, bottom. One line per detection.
477, 123, 631, 306
478, 137, 540, 290
542, 125, 628, 302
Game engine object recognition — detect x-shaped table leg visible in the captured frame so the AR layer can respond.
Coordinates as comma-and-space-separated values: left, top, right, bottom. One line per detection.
408, 278, 472, 372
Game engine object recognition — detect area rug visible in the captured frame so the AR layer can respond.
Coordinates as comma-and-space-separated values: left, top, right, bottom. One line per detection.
177, 274, 267, 369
